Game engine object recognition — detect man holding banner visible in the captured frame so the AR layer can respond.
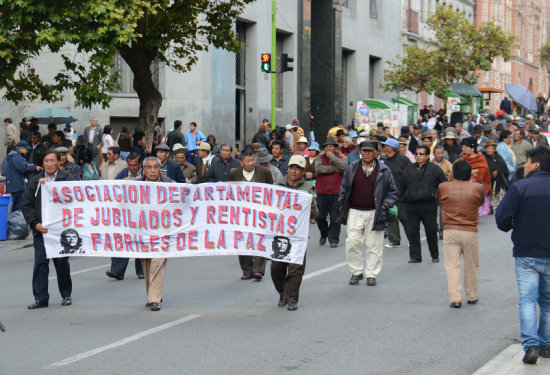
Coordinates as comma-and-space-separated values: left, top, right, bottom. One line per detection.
272, 155, 318, 311
22, 150, 74, 309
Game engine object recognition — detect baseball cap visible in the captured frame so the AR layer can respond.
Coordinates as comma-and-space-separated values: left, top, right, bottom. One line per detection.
288, 155, 306, 168
381, 138, 399, 149
359, 140, 378, 151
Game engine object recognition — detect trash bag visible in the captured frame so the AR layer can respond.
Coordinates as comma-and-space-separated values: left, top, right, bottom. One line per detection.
7, 210, 30, 240
82, 162, 99, 180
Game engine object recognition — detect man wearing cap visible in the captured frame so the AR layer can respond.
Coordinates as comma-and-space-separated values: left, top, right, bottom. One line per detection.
529, 128, 548, 148
4, 117, 19, 154
206, 144, 240, 182
381, 138, 411, 249
511, 129, 534, 180
271, 155, 318, 310
57, 147, 81, 180
195, 141, 217, 183
229, 146, 273, 281
401, 145, 447, 263
327, 122, 348, 139
338, 140, 397, 286
154, 144, 185, 183
173, 145, 197, 183
398, 137, 415, 163
166, 120, 186, 150
2, 140, 42, 212
315, 137, 347, 248
100, 146, 128, 181
256, 147, 283, 182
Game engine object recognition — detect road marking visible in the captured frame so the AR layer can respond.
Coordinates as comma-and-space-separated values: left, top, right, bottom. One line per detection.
303, 262, 347, 280
48, 260, 136, 280
47, 314, 201, 368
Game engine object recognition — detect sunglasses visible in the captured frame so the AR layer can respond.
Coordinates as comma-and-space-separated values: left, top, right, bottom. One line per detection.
415, 152, 426, 156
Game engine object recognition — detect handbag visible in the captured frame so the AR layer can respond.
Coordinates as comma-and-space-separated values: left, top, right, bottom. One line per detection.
82, 162, 99, 180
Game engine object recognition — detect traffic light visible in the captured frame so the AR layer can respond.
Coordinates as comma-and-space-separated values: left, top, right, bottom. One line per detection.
260, 53, 271, 73
282, 54, 294, 72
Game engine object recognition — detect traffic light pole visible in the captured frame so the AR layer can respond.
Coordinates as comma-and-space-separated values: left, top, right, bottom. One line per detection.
271, 0, 276, 131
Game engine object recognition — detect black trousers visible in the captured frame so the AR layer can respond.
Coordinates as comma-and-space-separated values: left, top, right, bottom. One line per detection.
271, 254, 306, 303
406, 201, 439, 260
316, 194, 341, 244
110, 258, 143, 276
10, 191, 24, 212
387, 202, 408, 245
32, 234, 72, 302
239, 256, 266, 276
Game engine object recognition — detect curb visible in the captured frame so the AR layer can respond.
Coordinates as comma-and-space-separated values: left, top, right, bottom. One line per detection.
473, 343, 550, 375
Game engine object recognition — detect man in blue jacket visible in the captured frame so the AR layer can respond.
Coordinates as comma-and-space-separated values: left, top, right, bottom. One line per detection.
496, 146, 550, 364
338, 140, 398, 286
1, 140, 42, 211
154, 144, 185, 182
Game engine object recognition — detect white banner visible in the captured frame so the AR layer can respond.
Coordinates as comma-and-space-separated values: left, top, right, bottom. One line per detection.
41, 181, 311, 264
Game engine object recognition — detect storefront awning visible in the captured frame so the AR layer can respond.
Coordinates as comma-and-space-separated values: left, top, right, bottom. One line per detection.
361, 99, 397, 110
392, 97, 417, 107
445, 83, 482, 97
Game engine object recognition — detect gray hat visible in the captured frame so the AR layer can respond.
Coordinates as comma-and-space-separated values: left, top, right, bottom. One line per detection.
155, 144, 170, 151
55, 146, 69, 153
482, 124, 493, 132
256, 147, 273, 163
359, 140, 378, 151
323, 137, 338, 146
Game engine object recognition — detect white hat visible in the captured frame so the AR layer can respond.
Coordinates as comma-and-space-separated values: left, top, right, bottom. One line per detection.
172, 143, 186, 151
288, 155, 306, 168
285, 124, 292, 131
297, 136, 308, 144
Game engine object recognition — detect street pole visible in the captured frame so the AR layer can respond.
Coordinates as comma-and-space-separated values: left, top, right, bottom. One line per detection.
271, 0, 277, 131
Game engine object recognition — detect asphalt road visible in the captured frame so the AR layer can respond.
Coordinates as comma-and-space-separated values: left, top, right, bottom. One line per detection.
0, 215, 521, 375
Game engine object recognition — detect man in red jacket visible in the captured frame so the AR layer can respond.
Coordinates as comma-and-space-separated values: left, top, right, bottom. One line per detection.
314, 137, 348, 247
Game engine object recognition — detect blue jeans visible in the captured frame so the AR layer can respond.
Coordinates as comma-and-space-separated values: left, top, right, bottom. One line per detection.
515, 257, 550, 350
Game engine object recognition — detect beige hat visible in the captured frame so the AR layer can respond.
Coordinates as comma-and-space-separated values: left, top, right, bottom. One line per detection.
526, 114, 534, 119
172, 143, 186, 152
288, 155, 306, 169
297, 136, 308, 144
285, 124, 292, 131
56, 146, 69, 153
198, 142, 211, 152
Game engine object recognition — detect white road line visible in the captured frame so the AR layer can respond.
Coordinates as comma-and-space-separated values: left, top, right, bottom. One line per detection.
303, 262, 347, 280
47, 314, 201, 368
48, 259, 135, 280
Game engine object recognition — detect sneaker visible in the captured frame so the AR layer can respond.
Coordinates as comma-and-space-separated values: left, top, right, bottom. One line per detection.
349, 274, 364, 285
278, 297, 288, 307
61, 297, 72, 306
330, 243, 338, 248
287, 302, 298, 311
385, 242, 400, 248
366, 277, 377, 286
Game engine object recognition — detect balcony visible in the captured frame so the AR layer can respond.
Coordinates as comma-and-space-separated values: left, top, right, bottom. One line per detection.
408, 9, 419, 34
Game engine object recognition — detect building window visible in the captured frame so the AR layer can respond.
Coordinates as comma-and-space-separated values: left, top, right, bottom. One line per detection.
111, 55, 159, 94
370, 0, 377, 19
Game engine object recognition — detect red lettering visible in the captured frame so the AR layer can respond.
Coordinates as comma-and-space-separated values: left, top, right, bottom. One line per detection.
157, 186, 167, 203
218, 205, 228, 224
257, 235, 266, 251
176, 233, 186, 250
62, 208, 72, 227
246, 232, 255, 250
150, 236, 159, 252
217, 230, 226, 249
169, 186, 179, 203
234, 231, 244, 248
207, 206, 216, 224
189, 231, 198, 250
205, 230, 215, 249
91, 233, 101, 251
114, 233, 123, 251
161, 236, 170, 251
287, 216, 297, 235
252, 186, 262, 204
74, 208, 83, 227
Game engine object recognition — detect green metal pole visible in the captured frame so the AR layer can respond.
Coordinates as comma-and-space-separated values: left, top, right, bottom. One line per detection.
271, 0, 277, 131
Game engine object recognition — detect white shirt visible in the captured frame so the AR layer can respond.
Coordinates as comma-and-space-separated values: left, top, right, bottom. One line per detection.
88, 127, 95, 144
243, 169, 255, 182
102, 134, 114, 153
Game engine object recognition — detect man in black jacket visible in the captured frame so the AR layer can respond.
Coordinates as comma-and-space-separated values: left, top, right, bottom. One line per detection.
29, 132, 49, 168
381, 138, 411, 248
205, 144, 240, 182
21, 150, 74, 309
400, 145, 447, 263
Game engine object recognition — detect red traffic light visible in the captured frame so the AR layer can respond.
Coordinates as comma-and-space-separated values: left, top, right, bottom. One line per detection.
261, 53, 271, 63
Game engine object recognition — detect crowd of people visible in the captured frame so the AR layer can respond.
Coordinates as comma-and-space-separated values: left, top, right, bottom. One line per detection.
3, 107, 550, 363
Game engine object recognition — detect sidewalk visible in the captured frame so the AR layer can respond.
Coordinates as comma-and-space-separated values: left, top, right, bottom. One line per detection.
473, 344, 550, 375
0, 236, 33, 251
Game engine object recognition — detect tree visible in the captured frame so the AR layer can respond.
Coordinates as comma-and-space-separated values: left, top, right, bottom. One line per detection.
0, 0, 254, 143
382, 5, 515, 97
540, 40, 550, 71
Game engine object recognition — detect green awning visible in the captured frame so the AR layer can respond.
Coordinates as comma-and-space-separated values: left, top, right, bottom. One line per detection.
361, 99, 397, 110
445, 83, 482, 97
392, 97, 417, 107
445, 91, 466, 102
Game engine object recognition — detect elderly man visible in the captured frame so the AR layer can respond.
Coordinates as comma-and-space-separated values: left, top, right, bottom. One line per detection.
437, 160, 485, 309
271, 155, 318, 311
315, 137, 347, 248
455, 122, 471, 141
154, 144, 185, 182
22, 150, 74, 309
100, 146, 127, 180
496, 147, 550, 364
57, 147, 81, 180
510, 129, 534, 180
4, 117, 19, 153
339, 140, 397, 286
141, 156, 173, 311
401, 145, 448, 263
2, 140, 42, 211
82, 118, 102, 165
195, 142, 217, 183
173, 144, 197, 183
229, 147, 273, 281
206, 144, 240, 182
381, 138, 411, 249
256, 147, 283, 182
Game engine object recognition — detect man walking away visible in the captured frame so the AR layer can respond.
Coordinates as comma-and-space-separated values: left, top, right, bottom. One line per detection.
496, 146, 550, 364
437, 160, 484, 309
166, 120, 186, 151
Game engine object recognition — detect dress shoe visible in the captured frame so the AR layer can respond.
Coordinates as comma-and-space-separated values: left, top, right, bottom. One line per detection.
278, 297, 288, 307
61, 297, 72, 306
432, 258, 439, 263
28, 300, 48, 309
467, 299, 478, 305
146, 297, 163, 307
408, 259, 422, 263
330, 242, 338, 248
366, 277, 377, 286
287, 302, 298, 311
241, 274, 253, 280
539, 347, 550, 358
106, 270, 124, 280
150, 302, 161, 311
522, 346, 539, 364
349, 274, 364, 285
137, 274, 144, 279
253, 272, 263, 281
450, 301, 462, 308
319, 237, 326, 246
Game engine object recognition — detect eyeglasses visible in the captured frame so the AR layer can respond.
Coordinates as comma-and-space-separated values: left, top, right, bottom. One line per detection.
415, 152, 426, 156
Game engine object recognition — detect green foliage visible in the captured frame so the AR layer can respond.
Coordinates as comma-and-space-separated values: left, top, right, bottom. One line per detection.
540, 41, 550, 69
382, 5, 516, 97
0, 0, 253, 108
